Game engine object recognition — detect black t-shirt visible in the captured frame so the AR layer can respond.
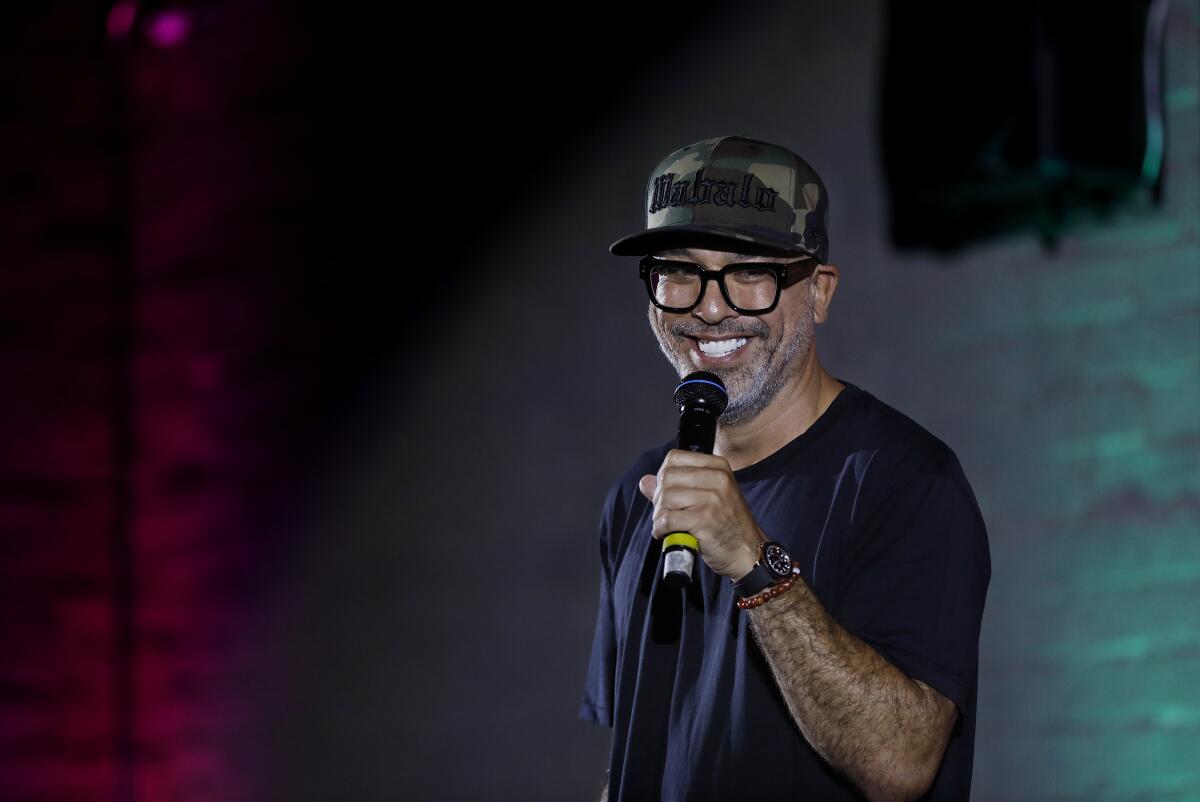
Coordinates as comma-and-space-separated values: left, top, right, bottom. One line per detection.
578, 379, 991, 801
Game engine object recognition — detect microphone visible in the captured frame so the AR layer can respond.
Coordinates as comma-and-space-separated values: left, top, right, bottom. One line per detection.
661, 371, 728, 588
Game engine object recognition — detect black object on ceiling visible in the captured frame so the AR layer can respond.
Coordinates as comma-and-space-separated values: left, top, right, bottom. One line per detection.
881, 0, 1169, 255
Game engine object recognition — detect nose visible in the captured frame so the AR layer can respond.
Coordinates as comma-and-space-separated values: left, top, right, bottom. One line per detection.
692, 272, 736, 325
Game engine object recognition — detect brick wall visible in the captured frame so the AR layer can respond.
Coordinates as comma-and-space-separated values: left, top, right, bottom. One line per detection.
0, 5, 321, 800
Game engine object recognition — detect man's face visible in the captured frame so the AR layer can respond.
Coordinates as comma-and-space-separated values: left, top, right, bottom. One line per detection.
646, 247, 818, 426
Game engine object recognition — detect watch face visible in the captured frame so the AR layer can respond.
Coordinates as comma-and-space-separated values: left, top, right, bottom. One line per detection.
763, 542, 792, 579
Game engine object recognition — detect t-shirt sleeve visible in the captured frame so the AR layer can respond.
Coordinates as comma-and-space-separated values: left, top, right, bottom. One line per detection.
832, 445, 991, 716
578, 486, 619, 727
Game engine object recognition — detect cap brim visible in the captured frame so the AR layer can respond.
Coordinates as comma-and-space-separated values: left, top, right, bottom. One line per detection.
609, 223, 812, 258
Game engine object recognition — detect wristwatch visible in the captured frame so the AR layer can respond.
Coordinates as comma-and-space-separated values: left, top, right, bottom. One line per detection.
732, 539, 794, 598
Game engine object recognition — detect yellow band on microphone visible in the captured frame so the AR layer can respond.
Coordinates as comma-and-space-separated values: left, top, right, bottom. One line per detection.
663, 532, 699, 551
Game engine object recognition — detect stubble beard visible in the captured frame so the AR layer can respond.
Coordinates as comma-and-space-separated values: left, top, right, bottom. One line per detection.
648, 304, 815, 426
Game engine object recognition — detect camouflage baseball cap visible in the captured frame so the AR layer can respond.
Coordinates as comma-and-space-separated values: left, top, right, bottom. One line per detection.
609, 135, 830, 262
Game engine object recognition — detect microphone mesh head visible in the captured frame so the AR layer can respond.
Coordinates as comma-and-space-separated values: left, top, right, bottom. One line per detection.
674, 371, 729, 414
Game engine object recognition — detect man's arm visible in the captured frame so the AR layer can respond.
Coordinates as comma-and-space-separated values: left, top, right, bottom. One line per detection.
641, 449, 962, 802
597, 778, 608, 802
746, 577, 956, 802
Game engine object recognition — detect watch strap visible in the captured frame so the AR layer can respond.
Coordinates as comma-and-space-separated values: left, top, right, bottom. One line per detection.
733, 564, 775, 598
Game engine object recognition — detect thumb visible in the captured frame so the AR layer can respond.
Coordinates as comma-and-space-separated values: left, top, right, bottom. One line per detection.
638, 474, 657, 501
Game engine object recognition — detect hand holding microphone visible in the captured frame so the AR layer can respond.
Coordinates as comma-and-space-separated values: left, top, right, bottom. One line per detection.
637, 371, 766, 588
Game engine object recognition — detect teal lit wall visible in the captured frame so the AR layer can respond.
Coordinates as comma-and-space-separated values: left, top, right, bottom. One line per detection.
948, 9, 1200, 799
865, 4, 1200, 797
965, 51, 1200, 802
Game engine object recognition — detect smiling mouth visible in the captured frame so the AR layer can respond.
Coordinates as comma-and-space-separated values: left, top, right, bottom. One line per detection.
690, 336, 749, 358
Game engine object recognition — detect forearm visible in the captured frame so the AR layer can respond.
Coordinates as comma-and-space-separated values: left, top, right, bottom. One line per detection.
746, 578, 954, 802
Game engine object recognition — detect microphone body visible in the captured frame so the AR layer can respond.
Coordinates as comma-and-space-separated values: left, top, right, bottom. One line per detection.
662, 372, 728, 588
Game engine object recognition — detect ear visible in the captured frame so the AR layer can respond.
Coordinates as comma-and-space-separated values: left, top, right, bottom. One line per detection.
812, 263, 839, 324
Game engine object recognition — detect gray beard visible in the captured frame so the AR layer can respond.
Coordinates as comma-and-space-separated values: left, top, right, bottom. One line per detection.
715, 321, 811, 425
648, 305, 815, 426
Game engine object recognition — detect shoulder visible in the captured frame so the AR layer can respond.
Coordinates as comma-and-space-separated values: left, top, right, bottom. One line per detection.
840, 387, 991, 574
846, 385, 970, 484
839, 384, 983, 521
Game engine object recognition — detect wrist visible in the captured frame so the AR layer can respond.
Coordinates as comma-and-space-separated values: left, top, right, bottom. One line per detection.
736, 565, 802, 610
730, 551, 758, 583
729, 531, 767, 582
730, 536, 795, 598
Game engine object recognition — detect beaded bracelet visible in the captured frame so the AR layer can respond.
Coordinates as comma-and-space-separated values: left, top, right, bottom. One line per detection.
736, 565, 803, 610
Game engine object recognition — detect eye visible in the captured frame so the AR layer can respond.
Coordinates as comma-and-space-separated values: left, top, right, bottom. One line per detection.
656, 262, 698, 281
730, 266, 774, 282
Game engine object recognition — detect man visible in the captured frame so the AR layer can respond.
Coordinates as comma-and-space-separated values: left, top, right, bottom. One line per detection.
578, 135, 991, 802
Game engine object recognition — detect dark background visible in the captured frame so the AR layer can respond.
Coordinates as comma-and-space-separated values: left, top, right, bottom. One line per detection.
1, 2, 1197, 801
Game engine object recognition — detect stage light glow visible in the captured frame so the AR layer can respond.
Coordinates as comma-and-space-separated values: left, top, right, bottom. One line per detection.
106, 2, 137, 39
146, 10, 191, 49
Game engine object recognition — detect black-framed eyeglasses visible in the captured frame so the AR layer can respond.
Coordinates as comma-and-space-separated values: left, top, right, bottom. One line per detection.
639, 255, 818, 315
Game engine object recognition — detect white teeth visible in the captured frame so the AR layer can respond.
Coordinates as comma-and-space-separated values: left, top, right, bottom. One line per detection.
697, 337, 748, 356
